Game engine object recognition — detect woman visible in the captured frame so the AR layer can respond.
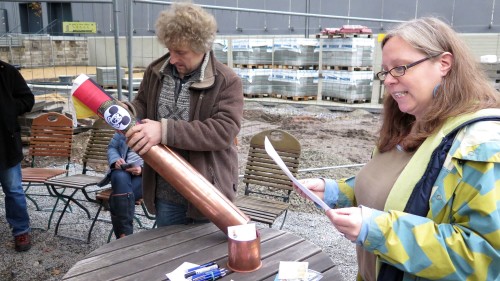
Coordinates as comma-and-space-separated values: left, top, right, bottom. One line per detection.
296, 17, 500, 280
100, 132, 143, 239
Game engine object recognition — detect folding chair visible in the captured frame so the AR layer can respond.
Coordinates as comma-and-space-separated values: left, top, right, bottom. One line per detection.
22, 112, 73, 229
234, 129, 301, 229
44, 119, 115, 242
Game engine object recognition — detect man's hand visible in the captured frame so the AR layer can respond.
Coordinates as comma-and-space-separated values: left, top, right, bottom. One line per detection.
125, 119, 162, 155
116, 100, 130, 111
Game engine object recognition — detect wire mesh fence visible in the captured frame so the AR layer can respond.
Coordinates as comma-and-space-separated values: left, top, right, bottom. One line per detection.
0, 1, 391, 177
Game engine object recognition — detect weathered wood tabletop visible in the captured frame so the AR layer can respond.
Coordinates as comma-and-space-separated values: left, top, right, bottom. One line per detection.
63, 223, 344, 281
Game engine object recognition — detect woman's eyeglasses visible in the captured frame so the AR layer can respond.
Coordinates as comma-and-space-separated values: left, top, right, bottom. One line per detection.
376, 55, 439, 81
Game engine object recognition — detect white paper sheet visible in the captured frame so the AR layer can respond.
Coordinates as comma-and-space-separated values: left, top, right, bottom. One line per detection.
264, 137, 331, 211
278, 261, 308, 279
165, 262, 198, 281
227, 223, 257, 241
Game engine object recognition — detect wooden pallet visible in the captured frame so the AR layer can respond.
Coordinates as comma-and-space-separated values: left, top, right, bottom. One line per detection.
243, 93, 268, 98
322, 65, 373, 71
316, 33, 373, 39
235, 64, 272, 69
322, 96, 369, 104
273, 65, 318, 70
99, 84, 118, 89
281, 95, 317, 101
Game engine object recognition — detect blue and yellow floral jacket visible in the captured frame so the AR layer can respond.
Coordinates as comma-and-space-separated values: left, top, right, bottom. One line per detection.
327, 108, 500, 281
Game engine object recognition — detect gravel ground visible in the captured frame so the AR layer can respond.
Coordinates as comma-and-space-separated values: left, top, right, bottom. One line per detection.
0, 100, 379, 281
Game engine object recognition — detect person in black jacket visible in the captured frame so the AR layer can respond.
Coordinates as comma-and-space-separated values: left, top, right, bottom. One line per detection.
0, 60, 34, 252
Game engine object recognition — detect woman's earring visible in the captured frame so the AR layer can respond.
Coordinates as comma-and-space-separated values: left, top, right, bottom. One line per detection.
432, 83, 441, 98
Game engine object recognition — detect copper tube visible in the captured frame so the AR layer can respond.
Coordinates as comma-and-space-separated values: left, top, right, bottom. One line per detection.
141, 144, 250, 234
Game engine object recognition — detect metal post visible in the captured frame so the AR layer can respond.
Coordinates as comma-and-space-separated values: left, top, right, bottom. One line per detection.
112, 0, 122, 100
317, 37, 323, 101
305, 0, 310, 38
127, 0, 134, 101
8, 36, 13, 64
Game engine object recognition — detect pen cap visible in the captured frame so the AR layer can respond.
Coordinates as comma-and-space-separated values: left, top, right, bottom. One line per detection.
227, 230, 262, 272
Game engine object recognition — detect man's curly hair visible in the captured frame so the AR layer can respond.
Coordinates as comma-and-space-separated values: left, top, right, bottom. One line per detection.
155, 2, 217, 53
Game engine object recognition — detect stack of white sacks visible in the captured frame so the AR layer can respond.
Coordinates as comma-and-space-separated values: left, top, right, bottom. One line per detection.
318, 36, 374, 102
233, 68, 273, 96
480, 55, 500, 91
320, 70, 373, 102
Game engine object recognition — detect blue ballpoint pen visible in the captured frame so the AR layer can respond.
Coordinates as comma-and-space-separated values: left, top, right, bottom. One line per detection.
186, 261, 217, 273
201, 271, 227, 281
191, 268, 227, 281
192, 271, 227, 281
184, 264, 219, 278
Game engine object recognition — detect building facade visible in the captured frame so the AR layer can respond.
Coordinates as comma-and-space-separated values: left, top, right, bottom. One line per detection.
1, 0, 499, 37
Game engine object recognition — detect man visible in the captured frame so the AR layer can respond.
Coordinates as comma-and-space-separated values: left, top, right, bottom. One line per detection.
0, 60, 34, 252
125, 3, 244, 227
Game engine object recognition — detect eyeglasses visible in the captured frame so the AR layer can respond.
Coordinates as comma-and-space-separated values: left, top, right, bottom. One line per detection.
376, 55, 438, 81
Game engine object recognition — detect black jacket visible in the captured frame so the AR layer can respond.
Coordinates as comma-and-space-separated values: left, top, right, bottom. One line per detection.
0, 60, 34, 170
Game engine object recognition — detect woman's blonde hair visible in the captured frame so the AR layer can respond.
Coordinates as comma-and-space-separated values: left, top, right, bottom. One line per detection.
378, 17, 500, 152
155, 2, 217, 53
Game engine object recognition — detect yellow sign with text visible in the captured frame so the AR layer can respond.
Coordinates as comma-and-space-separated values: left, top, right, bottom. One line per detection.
63, 22, 97, 34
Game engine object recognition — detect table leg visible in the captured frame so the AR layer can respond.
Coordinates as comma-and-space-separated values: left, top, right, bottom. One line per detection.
54, 188, 79, 236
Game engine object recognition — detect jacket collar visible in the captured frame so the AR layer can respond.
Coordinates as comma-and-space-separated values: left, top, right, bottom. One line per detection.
385, 108, 500, 212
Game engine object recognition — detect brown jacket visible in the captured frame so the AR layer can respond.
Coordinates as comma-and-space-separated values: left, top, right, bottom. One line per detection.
131, 51, 243, 218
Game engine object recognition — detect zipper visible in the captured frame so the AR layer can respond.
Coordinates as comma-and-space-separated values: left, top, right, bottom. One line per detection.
208, 165, 220, 189
193, 93, 204, 120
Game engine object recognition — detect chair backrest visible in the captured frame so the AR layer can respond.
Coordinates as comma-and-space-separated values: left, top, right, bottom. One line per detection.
28, 112, 74, 169
82, 119, 115, 174
242, 129, 301, 202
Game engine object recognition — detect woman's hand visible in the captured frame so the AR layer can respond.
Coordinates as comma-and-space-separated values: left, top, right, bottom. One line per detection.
125, 119, 162, 155
293, 178, 326, 201
326, 207, 362, 242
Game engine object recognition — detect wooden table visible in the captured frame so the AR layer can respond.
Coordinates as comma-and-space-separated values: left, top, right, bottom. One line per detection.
63, 223, 344, 281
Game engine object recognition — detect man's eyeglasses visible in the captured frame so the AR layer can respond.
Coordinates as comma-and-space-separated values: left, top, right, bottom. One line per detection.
376, 55, 439, 81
